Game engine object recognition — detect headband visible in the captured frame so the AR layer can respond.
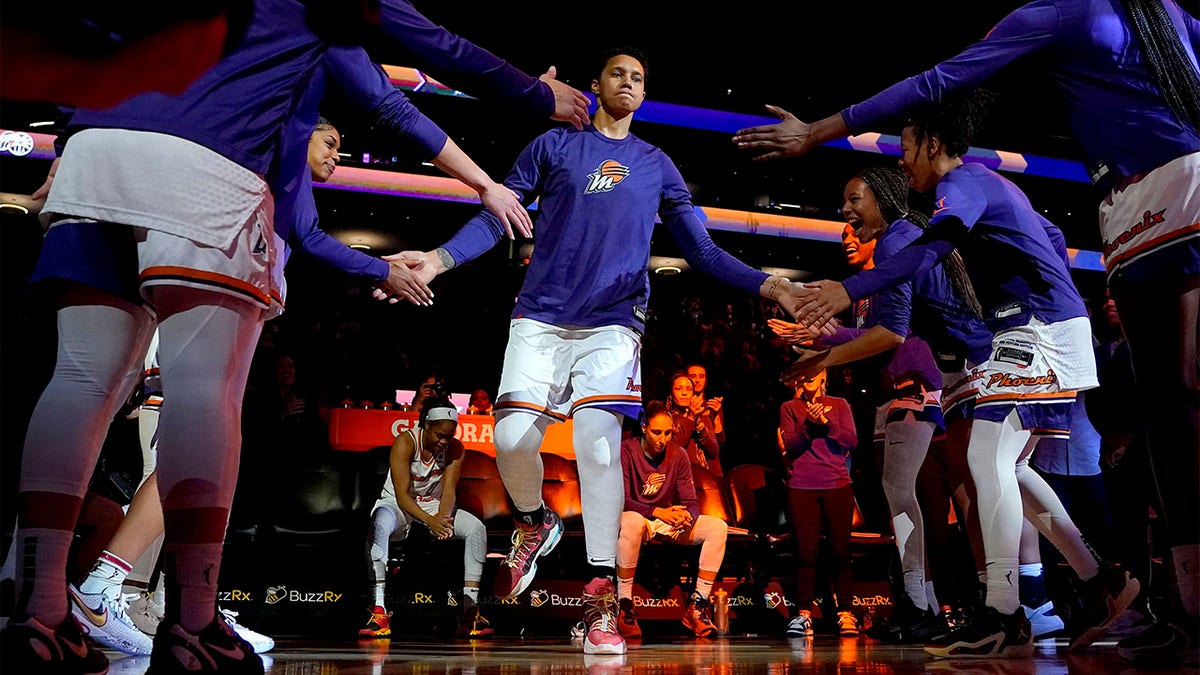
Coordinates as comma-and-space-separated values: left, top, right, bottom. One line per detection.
425, 406, 459, 423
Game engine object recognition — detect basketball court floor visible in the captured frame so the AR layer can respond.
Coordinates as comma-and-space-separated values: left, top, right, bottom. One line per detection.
99, 636, 1190, 674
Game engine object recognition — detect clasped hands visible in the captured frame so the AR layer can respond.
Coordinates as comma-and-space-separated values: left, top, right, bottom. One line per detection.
768, 280, 853, 386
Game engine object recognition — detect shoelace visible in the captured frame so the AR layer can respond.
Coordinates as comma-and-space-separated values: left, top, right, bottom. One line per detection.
219, 608, 244, 628
505, 526, 539, 568
583, 590, 618, 634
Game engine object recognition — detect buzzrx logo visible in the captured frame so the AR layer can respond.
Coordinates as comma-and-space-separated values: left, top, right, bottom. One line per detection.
530, 589, 584, 608
851, 595, 893, 607
216, 590, 254, 602
631, 597, 680, 608
263, 585, 344, 605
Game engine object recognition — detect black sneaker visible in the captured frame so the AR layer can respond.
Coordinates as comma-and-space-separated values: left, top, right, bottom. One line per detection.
868, 595, 942, 644
1117, 621, 1191, 665
0, 614, 109, 675
1069, 562, 1140, 651
148, 616, 263, 674
923, 606, 1033, 659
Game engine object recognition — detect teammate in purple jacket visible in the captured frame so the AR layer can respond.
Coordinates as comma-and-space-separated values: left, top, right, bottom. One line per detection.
734, 3, 1198, 659
775, 167, 992, 643
401, 45, 810, 656
3, 2, 591, 672
784, 93, 1139, 659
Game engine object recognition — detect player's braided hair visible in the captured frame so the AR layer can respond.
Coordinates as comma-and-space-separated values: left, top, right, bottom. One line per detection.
855, 167, 983, 319
1124, 0, 1200, 130
315, 115, 335, 132
905, 88, 995, 160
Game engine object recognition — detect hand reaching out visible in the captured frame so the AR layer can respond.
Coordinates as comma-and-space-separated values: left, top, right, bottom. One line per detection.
767, 318, 820, 345
372, 251, 437, 305
478, 182, 532, 239
793, 280, 852, 328
541, 66, 591, 131
732, 105, 814, 161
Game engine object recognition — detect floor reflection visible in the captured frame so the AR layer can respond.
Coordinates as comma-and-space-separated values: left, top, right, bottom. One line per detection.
103, 637, 1192, 675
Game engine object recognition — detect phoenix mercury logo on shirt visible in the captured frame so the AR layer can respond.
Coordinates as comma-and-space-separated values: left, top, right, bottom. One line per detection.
584, 160, 630, 194
641, 472, 666, 497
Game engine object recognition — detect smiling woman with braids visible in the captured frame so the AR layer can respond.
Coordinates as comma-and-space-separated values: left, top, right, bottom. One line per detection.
779, 91, 1142, 659
736, 4, 1198, 660
772, 166, 993, 644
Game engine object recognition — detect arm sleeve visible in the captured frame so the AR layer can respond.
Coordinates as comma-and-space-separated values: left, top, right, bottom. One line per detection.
871, 225, 919, 335
841, 0, 1061, 132
322, 47, 448, 160
827, 399, 859, 452
1042, 220, 1073, 270
673, 451, 701, 523
375, 0, 553, 117
659, 154, 768, 295
816, 325, 868, 348
779, 402, 808, 455
440, 135, 545, 265
287, 175, 389, 280
843, 180, 981, 301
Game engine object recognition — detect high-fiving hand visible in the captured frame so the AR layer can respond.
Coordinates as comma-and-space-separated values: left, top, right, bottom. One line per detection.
732, 105, 813, 161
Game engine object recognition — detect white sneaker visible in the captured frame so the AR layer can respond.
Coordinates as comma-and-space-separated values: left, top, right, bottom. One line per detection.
219, 607, 275, 653
1022, 600, 1065, 639
787, 611, 813, 637
68, 583, 154, 655
126, 590, 165, 636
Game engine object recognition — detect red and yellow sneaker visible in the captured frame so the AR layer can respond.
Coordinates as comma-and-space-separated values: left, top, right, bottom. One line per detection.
358, 606, 392, 639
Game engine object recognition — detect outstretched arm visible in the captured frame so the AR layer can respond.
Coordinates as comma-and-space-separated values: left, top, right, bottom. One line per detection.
732, 107, 850, 162
373, 1, 589, 128
733, 1, 1058, 160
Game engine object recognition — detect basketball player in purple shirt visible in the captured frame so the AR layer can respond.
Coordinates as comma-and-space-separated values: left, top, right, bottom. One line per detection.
781, 92, 1139, 659
399, 46, 810, 655
734, 3, 1198, 659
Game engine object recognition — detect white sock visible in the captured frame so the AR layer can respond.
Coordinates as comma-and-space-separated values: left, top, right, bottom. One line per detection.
79, 550, 133, 596
1173, 544, 1200, 617
695, 576, 714, 600
463, 586, 479, 604
617, 574, 634, 600
925, 580, 940, 614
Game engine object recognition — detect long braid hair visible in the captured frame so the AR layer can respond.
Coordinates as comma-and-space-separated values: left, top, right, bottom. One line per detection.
856, 166, 983, 319
1123, 0, 1200, 130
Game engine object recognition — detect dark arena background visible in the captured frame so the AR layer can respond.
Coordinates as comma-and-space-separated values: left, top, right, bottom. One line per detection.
0, 1, 1188, 673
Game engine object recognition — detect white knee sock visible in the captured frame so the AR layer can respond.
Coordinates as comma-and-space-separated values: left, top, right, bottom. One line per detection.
572, 409, 623, 569
882, 416, 934, 609
492, 413, 549, 513
968, 412, 1030, 615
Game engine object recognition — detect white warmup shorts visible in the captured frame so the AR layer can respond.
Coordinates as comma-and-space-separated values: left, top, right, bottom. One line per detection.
39, 128, 283, 317
972, 315, 1098, 438
1099, 151, 1200, 279
494, 318, 643, 421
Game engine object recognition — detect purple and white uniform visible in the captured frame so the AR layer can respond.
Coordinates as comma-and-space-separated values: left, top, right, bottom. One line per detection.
443, 125, 768, 420
841, 0, 1200, 284
843, 163, 1097, 436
